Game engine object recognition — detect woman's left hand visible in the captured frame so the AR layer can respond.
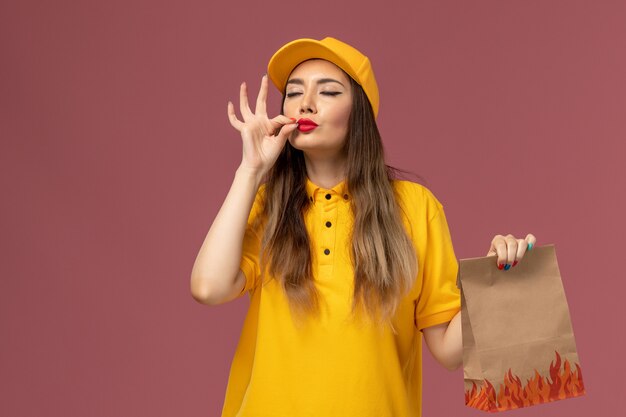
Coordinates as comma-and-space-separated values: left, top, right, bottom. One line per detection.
487, 234, 537, 270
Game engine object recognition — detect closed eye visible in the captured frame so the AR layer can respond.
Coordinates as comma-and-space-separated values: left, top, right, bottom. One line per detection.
285, 92, 342, 98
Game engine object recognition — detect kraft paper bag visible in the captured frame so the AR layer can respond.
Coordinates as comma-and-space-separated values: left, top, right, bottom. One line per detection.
457, 244, 586, 412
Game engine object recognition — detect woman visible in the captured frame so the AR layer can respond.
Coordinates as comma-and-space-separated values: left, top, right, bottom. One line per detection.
191, 37, 536, 417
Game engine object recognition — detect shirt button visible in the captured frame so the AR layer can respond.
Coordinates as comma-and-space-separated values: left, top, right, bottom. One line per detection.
343, 194, 349, 200
325, 221, 332, 228
324, 248, 330, 255
325, 193, 331, 200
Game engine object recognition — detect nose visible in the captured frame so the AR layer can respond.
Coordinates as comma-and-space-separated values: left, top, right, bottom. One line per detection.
299, 90, 316, 114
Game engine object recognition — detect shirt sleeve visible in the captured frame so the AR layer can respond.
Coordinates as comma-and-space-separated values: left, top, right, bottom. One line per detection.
415, 193, 462, 332
237, 186, 265, 297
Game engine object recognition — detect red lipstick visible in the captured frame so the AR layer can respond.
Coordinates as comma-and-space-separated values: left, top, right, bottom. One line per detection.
297, 118, 318, 132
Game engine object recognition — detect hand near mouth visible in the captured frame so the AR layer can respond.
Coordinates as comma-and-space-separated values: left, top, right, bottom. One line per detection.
227, 74, 298, 177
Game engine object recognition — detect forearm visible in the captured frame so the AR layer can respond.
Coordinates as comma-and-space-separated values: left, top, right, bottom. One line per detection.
190, 166, 263, 300
442, 311, 463, 371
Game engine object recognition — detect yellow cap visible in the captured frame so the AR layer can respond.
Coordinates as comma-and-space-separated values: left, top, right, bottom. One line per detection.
267, 37, 380, 118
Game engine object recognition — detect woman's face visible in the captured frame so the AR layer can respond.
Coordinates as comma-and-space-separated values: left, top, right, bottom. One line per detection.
283, 59, 353, 156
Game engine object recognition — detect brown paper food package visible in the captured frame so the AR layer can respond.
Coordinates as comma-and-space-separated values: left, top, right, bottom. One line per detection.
457, 244, 586, 412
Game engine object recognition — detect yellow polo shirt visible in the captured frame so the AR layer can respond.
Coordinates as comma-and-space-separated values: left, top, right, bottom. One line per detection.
221, 177, 461, 417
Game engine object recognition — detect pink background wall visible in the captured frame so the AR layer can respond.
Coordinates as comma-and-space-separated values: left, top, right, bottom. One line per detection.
2, 0, 624, 416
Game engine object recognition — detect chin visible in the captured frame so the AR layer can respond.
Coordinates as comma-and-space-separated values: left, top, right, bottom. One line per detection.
289, 135, 323, 150
287, 133, 313, 150
288, 127, 347, 152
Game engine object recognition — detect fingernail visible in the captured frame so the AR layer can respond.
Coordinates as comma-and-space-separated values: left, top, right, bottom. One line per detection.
504, 264, 511, 270
289, 117, 296, 121
528, 242, 533, 251
512, 261, 518, 267
498, 263, 504, 270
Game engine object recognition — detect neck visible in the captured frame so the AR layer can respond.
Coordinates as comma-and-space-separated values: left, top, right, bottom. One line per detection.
303, 152, 347, 189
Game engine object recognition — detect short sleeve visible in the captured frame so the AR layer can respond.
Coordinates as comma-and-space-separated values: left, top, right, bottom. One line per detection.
415, 196, 462, 332
237, 186, 265, 297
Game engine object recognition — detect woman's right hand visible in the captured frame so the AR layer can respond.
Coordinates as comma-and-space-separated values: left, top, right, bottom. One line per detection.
227, 74, 298, 177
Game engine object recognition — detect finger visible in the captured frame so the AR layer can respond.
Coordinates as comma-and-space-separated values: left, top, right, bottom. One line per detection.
269, 114, 297, 128
239, 82, 254, 120
504, 234, 518, 268
512, 238, 527, 267
492, 236, 508, 270
255, 74, 268, 116
268, 115, 297, 135
486, 234, 500, 257
525, 233, 537, 251
265, 120, 277, 137
274, 122, 299, 142
227, 101, 243, 130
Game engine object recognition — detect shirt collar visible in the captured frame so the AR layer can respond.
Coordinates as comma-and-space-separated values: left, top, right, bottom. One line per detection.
305, 176, 350, 203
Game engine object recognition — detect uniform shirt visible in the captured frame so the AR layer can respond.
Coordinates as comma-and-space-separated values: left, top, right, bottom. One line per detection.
221, 177, 461, 417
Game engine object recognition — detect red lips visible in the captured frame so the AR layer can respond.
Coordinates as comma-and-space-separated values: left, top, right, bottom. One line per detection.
297, 118, 318, 132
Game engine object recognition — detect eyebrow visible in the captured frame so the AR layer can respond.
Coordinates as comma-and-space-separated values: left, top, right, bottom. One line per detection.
286, 78, 345, 88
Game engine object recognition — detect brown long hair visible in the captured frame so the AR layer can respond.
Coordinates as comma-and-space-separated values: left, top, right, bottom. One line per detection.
258, 70, 420, 330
